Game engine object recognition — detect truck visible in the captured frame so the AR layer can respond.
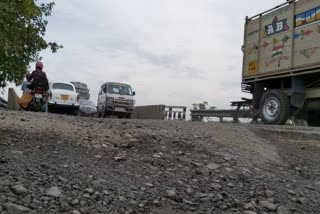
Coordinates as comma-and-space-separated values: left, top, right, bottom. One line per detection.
70, 82, 90, 100
242, 0, 320, 126
97, 82, 135, 118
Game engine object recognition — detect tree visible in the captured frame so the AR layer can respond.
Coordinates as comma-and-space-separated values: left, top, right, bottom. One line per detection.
0, 0, 62, 88
192, 101, 208, 110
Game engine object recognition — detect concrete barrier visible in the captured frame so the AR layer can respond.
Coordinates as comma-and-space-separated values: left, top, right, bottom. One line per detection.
0, 96, 7, 109
132, 105, 166, 120
7, 88, 21, 111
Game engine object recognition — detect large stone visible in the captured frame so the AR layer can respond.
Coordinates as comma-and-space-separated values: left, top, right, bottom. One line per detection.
46, 186, 61, 197
244, 211, 257, 214
259, 200, 277, 211
277, 206, 290, 214
165, 190, 176, 199
4, 203, 31, 213
11, 185, 28, 195
206, 163, 221, 170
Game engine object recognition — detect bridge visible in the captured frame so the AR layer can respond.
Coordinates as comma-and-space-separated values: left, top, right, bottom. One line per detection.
190, 99, 253, 122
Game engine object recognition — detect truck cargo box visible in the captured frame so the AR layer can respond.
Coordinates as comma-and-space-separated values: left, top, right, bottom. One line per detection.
242, 0, 320, 82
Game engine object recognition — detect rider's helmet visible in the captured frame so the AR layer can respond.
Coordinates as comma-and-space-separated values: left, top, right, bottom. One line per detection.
36, 61, 43, 70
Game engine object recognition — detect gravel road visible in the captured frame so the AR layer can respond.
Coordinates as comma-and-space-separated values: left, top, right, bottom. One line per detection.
0, 111, 320, 214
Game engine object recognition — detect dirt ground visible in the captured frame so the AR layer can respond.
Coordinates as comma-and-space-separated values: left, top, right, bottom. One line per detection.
0, 111, 320, 214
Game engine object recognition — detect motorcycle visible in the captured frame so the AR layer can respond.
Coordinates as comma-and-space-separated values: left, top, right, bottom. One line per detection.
25, 85, 48, 112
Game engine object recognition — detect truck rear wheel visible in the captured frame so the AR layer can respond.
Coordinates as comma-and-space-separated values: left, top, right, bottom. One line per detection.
259, 89, 290, 125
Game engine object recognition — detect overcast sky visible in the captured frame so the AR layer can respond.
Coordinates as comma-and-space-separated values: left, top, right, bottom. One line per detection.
5, 0, 285, 109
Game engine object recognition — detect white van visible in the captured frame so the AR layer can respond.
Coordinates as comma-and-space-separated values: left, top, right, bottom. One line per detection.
97, 82, 135, 118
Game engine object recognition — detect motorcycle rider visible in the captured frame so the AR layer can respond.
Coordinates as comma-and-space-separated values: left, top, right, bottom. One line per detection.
26, 61, 49, 91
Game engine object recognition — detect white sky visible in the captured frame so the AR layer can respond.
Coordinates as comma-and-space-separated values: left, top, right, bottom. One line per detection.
3, 0, 285, 109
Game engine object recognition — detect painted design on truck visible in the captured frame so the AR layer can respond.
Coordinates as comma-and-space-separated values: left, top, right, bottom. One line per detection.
294, 29, 314, 39
264, 35, 290, 68
263, 16, 290, 37
265, 56, 289, 68
295, 6, 320, 27
299, 46, 320, 59
248, 61, 258, 74
262, 41, 270, 49
246, 44, 258, 55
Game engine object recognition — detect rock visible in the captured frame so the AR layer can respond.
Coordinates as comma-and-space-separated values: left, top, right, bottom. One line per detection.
277, 206, 290, 214
145, 183, 154, 188
118, 196, 126, 201
152, 154, 161, 158
95, 154, 102, 159
206, 163, 221, 170
11, 150, 24, 155
210, 183, 222, 190
185, 187, 193, 195
183, 199, 196, 206
214, 193, 223, 201
259, 200, 277, 211
46, 186, 61, 197
72, 210, 81, 214
225, 167, 234, 173
125, 208, 135, 214
287, 190, 296, 195
244, 202, 256, 211
244, 211, 257, 214
297, 197, 306, 205
265, 190, 274, 197
102, 190, 110, 195
11, 185, 28, 195
165, 190, 176, 199
191, 161, 203, 167
60, 201, 70, 212
227, 183, 234, 188
290, 197, 297, 202
114, 155, 126, 161
71, 199, 79, 206
58, 176, 68, 183
129, 200, 138, 206
151, 199, 159, 206
138, 203, 144, 208
4, 202, 31, 212
84, 188, 94, 194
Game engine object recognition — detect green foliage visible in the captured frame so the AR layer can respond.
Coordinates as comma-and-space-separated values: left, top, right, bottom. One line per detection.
0, 0, 62, 87
192, 101, 216, 110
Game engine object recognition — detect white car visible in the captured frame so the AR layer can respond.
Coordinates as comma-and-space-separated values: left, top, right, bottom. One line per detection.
48, 81, 80, 114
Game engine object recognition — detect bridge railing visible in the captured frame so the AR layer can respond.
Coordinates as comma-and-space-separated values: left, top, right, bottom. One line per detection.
165, 106, 187, 120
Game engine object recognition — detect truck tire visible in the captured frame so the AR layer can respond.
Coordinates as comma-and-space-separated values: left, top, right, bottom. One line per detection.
259, 89, 290, 125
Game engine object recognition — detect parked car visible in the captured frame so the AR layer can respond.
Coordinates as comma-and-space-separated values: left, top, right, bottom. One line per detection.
97, 82, 135, 118
48, 81, 80, 114
79, 100, 97, 117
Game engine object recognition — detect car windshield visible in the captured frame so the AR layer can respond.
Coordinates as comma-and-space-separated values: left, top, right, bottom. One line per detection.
79, 100, 95, 106
107, 83, 132, 95
52, 83, 74, 91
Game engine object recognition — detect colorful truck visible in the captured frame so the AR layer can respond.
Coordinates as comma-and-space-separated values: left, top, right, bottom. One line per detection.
242, 0, 320, 125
